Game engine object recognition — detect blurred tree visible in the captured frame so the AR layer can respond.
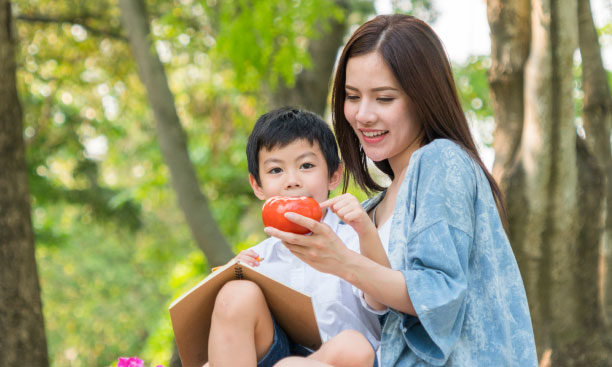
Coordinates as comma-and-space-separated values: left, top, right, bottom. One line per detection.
269, 0, 368, 116
578, 0, 612, 324
270, 0, 350, 116
119, 0, 234, 267
0, 0, 49, 366
487, 0, 612, 364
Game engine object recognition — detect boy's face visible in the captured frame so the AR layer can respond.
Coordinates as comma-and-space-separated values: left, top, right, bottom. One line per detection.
249, 139, 341, 205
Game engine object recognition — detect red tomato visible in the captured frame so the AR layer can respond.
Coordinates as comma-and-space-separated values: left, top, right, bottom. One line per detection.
262, 196, 322, 234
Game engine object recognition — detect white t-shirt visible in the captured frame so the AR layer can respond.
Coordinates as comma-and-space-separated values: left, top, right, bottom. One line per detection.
249, 210, 381, 349
378, 218, 392, 254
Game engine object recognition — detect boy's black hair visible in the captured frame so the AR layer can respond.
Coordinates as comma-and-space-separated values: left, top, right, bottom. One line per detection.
247, 106, 341, 186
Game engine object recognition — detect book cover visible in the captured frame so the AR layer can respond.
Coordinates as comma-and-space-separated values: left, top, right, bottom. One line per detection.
169, 259, 322, 367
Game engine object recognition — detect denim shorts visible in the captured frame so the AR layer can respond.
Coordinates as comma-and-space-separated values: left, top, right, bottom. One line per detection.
257, 318, 312, 367
257, 318, 378, 367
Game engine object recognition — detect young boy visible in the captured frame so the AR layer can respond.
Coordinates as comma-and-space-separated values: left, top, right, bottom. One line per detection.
206, 107, 380, 367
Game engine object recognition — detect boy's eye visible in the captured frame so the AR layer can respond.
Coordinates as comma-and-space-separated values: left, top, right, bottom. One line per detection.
300, 163, 314, 169
268, 167, 282, 174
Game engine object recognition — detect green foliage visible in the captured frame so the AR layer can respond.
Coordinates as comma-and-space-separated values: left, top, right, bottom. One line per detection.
453, 55, 495, 148
209, 0, 343, 91
37, 203, 196, 367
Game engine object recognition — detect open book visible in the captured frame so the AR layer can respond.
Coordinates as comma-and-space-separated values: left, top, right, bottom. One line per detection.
169, 259, 323, 367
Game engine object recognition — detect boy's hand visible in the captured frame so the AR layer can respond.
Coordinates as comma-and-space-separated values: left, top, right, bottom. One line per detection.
233, 249, 263, 267
320, 194, 375, 236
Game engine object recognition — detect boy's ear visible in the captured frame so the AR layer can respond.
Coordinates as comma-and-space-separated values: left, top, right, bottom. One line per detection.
328, 163, 343, 191
249, 174, 267, 200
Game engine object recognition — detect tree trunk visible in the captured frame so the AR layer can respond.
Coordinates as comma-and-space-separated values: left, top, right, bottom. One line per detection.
487, 0, 530, 183
577, 0, 612, 324
0, 1, 49, 366
487, 0, 612, 364
118, 0, 234, 267
271, 0, 350, 117
486, 0, 531, 278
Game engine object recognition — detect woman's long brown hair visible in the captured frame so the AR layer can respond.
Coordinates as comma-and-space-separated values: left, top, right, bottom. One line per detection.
331, 14, 507, 220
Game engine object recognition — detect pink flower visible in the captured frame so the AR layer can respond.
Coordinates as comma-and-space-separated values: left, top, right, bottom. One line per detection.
117, 356, 164, 367
117, 357, 144, 367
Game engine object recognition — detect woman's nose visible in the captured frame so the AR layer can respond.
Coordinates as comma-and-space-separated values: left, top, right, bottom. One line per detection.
355, 101, 376, 125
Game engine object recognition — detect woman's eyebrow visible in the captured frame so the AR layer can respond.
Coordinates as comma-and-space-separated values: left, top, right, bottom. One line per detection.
345, 84, 398, 92
371, 86, 398, 92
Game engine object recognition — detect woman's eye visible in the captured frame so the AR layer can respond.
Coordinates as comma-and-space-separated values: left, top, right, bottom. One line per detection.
301, 163, 314, 169
268, 167, 282, 174
346, 95, 359, 100
377, 97, 395, 102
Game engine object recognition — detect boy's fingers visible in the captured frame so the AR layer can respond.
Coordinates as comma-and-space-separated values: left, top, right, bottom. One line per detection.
244, 250, 260, 258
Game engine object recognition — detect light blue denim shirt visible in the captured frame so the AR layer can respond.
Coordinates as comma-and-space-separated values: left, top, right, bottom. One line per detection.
362, 139, 537, 366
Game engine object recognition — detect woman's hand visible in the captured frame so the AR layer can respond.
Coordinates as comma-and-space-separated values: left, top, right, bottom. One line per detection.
320, 194, 376, 236
233, 249, 263, 267
263, 212, 355, 277
323, 194, 390, 269
266, 210, 415, 315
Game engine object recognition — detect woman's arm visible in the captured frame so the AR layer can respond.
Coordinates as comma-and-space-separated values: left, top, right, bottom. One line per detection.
342, 247, 416, 315
320, 194, 392, 311
264, 213, 416, 315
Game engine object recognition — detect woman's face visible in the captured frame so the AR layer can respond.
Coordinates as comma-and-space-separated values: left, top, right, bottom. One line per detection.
344, 52, 421, 171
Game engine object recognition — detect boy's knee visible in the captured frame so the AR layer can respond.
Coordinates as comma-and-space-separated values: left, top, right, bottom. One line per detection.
213, 280, 265, 321
331, 330, 374, 366
273, 356, 304, 367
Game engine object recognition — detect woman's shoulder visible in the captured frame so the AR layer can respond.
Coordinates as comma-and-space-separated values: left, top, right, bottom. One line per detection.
411, 139, 477, 183
417, 138, 472, 165
402, 139, 478, 231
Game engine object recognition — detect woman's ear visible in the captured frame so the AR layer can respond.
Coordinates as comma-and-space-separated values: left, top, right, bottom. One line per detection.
328, 163, 344, 191
248, 174, 267, 200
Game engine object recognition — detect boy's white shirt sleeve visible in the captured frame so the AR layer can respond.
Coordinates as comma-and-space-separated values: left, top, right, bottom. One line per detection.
352, 286, 390, 315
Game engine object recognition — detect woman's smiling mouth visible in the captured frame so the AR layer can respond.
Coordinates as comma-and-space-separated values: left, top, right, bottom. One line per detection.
360, 129, 388, 143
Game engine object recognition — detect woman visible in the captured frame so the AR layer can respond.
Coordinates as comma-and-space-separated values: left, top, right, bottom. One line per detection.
266, 14, 537, 366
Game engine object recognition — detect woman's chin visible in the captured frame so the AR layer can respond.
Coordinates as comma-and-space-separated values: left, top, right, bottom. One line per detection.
363, 150, 388, 163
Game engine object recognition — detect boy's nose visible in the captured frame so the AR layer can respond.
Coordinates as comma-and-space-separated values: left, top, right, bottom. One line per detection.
284, 171, 301, 189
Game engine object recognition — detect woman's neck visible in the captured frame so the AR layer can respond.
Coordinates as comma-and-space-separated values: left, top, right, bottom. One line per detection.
388, 128, 424, 182
374, 132, 424, 227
